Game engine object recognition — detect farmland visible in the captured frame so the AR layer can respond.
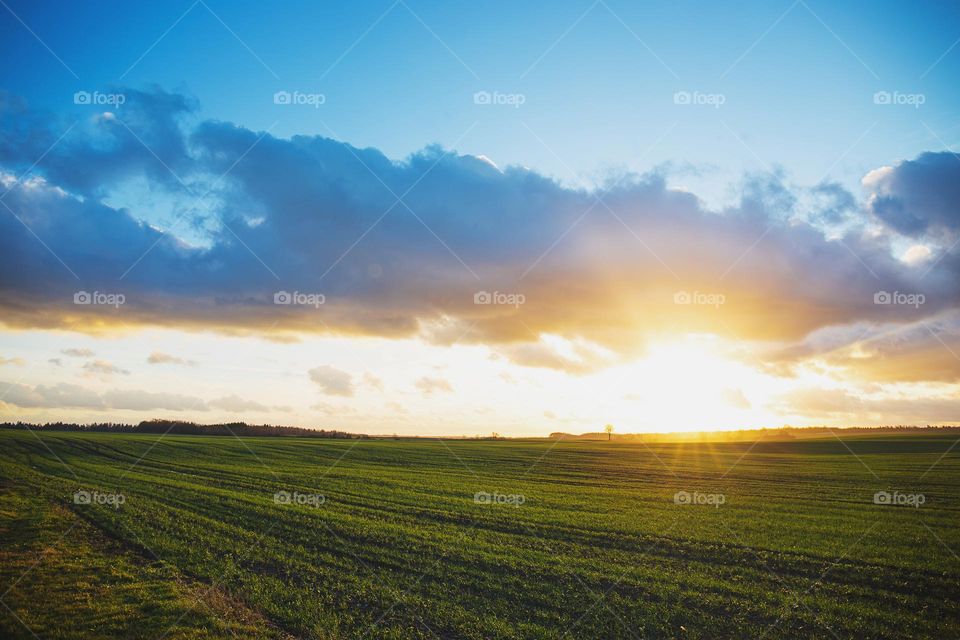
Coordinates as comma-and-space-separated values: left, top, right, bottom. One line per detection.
1, 429, 958, 639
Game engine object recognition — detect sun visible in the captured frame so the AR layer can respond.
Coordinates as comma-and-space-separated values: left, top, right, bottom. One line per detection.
599, 335, 785, 433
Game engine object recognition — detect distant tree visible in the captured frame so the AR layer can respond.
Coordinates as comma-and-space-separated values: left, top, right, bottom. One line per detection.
604, 424, 614, 441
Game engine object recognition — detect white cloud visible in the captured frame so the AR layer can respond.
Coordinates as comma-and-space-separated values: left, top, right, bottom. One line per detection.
308, 366, 354, 396
208, 394, 271, 412
147, 351, 197, 366
83, 360, 130, 376
62, 348, 95, 358
415, 376, 453, 396
901, 244, 931, 265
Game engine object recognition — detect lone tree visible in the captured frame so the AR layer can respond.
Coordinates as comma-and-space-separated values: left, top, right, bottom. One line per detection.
604, 424, 614, 441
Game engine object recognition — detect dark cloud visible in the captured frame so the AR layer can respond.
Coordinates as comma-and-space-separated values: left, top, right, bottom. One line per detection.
807, 181, 857, 225
865, 152, 960, 238
0, 88, 196, 198
1, 89, 959, 380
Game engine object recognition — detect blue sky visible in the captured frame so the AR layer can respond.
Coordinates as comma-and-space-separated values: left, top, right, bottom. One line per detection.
2, 1, 960, 434
3, 0, 959, 204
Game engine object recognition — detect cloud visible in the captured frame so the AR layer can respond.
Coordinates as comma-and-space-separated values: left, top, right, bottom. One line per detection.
778, 387, 866, 417
0, 88, 196, 197
0, 379, 283, 413
415, 376, 453, 395
101, 388, 207, 411
82, 360, 130, 376
901, 244, 932, 265
865, 152, 960, 239
0, 381, 106, 409
1, 89, 959, 383
362, 372, 384, 392
62, 348, 95, 358
147, 351, 196, 366
208, 394, 271, 412
774, 387, 960, 424
386, 401, 407, 414
760, 310, 960, 383
308, 366, 354, 396
0, 381, 208, 412
494, 337, 617, 375
803, 181, 857, 226
723, 388, 751, 409
0, 356, 24, 366
310, 401, 356, 415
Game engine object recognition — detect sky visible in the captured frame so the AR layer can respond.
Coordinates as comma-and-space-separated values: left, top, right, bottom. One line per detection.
1, 0, 960, 435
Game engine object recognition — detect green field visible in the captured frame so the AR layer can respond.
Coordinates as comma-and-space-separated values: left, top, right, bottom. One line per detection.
1, 429, 958, 639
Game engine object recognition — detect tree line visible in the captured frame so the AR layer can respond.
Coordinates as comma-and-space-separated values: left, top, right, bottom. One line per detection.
0, 419, 368, 439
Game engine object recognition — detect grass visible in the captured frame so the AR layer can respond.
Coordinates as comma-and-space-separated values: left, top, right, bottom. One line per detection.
0, 429, 958, 639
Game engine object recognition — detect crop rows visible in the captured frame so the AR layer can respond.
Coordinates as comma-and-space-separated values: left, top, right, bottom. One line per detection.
1, 430, 958, 639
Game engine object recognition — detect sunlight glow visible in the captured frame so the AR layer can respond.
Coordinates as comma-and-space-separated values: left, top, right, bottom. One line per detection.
597, 336, 785, 433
